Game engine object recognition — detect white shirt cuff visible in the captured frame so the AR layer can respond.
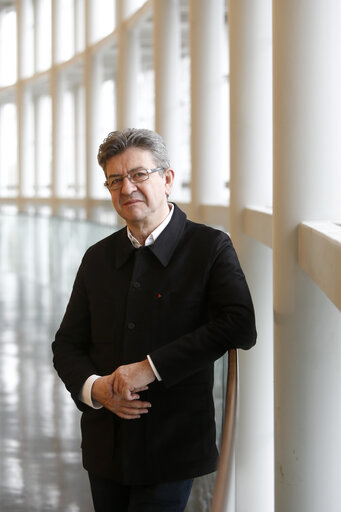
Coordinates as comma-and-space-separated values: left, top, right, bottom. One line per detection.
79, 374, 103, 409
147, 355, 162, 381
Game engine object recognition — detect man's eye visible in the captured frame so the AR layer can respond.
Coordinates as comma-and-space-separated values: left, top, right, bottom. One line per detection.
131, 170, 147, 179
110, 177, 122, 186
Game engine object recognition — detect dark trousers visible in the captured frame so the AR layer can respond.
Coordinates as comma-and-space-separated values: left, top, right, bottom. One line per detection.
88, 473, 193, 512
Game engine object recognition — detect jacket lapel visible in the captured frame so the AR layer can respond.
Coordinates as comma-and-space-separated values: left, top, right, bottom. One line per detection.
149, 204, 187, 267
106, 203, 187, 269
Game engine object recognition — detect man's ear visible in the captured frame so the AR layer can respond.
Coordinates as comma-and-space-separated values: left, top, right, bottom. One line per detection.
164, 169, 175, 195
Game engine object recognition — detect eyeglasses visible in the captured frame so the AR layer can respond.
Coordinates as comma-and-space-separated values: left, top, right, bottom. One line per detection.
104, 167, 164, 191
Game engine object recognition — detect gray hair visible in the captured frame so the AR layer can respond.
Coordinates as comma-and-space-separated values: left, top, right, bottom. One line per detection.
97, 128, 170, 173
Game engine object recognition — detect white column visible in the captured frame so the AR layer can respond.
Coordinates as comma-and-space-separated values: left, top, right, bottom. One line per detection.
50, 72, 60, 212
0, 104, 2, 194
88, 55, 104, 199
153, 0, 182, 198
189, 0, 226, 218
116, 0, 139, 130
229, 1, 273, 512
116, 0, 135, 21
16, 0, 23, 212
273, 1, 341, 511
50, 0, 59, 214
83, 0, 94, 219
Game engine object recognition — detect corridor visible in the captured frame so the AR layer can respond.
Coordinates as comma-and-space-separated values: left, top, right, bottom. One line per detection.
0, 214, 112, 511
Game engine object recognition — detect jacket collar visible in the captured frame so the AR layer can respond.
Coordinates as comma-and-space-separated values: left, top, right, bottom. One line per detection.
112, 203, 187, 269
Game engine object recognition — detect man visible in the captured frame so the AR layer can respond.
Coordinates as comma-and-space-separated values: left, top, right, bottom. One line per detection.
52, 128, 256, 512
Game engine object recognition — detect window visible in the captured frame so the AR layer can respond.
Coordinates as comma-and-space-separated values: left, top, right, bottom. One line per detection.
88, 0, 115, 44
21, 0, 34, 78
0, 0, 232, 216
35, 0, 51, 72
56, 0, 75, 63
21, 83, 51, 197
177, 3, 191, 202
57, 67, 85, 198
90, 46, 117, 200
0, 7, 17, 86
136, 18, 154, 129
0, 101, 17, 197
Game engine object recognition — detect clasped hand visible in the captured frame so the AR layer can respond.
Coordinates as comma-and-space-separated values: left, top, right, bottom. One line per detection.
91, 359, 156, 420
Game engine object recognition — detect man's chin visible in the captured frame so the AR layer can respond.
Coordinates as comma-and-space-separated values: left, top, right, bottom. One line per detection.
116, 200, 145, 216
120, 207, 147, 223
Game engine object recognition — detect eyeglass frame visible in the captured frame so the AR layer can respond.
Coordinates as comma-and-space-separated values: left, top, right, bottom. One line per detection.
104, 167, 165, 191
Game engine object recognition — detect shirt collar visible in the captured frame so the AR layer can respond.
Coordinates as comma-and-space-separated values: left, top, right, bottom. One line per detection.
112, 203, 187, 268
127, 203, 174, 248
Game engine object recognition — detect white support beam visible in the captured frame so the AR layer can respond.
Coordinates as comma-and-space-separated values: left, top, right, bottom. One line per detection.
229, 1, 274, 511
244, 206, 273, 248
298, 221, 341, 312
273, 1, 341, 510
189, 0, 226, 217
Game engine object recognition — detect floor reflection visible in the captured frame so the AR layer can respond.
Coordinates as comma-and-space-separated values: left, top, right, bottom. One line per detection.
0, 214, 113, 512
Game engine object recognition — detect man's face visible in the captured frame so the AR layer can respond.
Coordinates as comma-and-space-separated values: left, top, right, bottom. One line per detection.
105, 147, 174, 229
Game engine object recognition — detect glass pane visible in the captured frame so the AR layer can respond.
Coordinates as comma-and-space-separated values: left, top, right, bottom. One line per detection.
124, 0, 146, 19
176, 1, 191, 203
36, 0, 51, 71
75, 86, 86, 197
57, 0, 74, 62
58, 79, 86, 198
99, 80, 116, 136
0, 103, 18, 197
22, 89, 35, 197
91, 59, 116, 200
36, 95, 52, 197
137, 68, 154, 130
137, 19, 154, 129
59, 89, 76, 197
217, 15, 229, 205
0, 8, 17, 86
75, 0, 85, 53
89, 0, 115, 44
22, 88, 52, 197
21, 0, 34, 78
177, 55, 190, 203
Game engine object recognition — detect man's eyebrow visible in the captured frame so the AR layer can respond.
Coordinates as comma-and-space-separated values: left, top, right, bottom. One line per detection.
107, 167, 143, 178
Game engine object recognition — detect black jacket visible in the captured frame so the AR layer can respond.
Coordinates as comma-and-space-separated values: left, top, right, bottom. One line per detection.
52, 204, 256, 485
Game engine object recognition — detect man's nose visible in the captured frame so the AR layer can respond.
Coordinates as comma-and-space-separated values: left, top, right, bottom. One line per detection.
120, 175, 137, 194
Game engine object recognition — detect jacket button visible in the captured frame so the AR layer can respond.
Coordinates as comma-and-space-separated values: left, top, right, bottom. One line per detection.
128, 322, 135, 330
133, 281, 141, 288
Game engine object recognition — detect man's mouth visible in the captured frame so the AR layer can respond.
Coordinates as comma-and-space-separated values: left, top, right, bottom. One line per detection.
122, 198, 144, 207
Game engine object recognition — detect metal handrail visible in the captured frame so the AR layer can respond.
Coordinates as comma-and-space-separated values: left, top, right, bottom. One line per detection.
210, 349, 238, 512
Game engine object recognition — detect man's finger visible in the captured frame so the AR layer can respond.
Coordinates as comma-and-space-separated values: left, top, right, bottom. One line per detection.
133, 385, 149, 392
126, 400, 151, 409
113, 403, 151, 419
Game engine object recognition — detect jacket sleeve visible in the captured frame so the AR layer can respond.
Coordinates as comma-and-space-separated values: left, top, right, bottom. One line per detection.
52, 261, 97, 410
149, 232, 257, 388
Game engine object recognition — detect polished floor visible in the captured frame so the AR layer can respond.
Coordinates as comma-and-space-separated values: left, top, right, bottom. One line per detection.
0, 214, 113, 511
0, 213, 224, 512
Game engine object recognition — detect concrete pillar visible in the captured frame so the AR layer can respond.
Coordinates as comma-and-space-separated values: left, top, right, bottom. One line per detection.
153, 0, 182, 198
229, 1, 273, 511
189, 0, 226, 217
273, 1, 341, 511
